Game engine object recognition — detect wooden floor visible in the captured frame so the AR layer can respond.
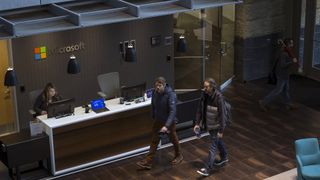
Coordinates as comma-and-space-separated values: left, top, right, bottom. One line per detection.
0, 78, 318, 180
54, 79, 320, 180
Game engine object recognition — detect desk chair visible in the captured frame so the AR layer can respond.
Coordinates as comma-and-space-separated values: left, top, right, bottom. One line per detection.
28, 89, 42, 117
97, 72, 120, 100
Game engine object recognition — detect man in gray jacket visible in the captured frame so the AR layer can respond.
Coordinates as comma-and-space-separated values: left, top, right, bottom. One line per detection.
195, 78, 228, 177
136, 77, 183, 170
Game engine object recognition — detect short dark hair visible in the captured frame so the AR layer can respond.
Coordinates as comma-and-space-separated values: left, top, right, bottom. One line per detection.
155, 77, 166, 85
283, 38, 293, 46
204, 78, 217, 89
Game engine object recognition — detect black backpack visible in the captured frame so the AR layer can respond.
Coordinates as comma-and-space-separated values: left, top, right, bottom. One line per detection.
223, 99, 232, 127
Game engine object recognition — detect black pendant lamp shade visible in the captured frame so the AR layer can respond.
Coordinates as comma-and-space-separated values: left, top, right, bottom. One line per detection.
67, 54, 80, 74
125, 43, 137, 62
177, 35, 187, 53
4, 67, 18, 86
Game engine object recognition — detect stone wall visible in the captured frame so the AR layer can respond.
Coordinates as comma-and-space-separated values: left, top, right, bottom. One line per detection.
235, 0, 289, 81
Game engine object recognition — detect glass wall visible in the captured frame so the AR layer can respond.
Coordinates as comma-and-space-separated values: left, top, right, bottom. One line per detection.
174, 5, 235, 90
0, 40, 18, 136
312, 0, 320, 69
299, 0, 306, 69
174, 10, 203, 89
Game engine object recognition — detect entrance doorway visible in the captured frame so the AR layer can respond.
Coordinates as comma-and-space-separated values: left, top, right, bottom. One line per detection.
299, 0, 320, 81
174, 4, 235, 90
0, 40, 18, 135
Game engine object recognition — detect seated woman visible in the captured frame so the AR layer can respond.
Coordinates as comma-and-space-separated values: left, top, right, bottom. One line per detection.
34, 83, 61, 115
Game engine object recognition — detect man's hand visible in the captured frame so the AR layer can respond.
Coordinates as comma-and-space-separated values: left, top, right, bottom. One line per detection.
293, 58, 298, 63
160, 126, 168, 133
194, 125, 200, 133
217, 132, 223, 138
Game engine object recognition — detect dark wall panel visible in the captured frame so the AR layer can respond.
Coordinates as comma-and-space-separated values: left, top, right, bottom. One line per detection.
235, 33, 282, 81
12, 16, 174, 129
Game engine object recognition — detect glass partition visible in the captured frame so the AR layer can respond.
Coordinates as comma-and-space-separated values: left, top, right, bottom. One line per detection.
312, 0, 320, 70
174, 5, 235, 90
0, 40, 18, 136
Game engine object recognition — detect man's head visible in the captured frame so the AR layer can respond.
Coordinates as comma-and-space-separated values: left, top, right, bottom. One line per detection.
154, 77, 166, 93
203, 78, 217, 95
283, 38, 294, 48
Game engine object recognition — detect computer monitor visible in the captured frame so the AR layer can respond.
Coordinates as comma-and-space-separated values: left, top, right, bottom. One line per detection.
47, 98, 75, 118
121, 83, 146, 101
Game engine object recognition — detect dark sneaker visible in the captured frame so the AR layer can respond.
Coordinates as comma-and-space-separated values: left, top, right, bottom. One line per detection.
259, 100, 268, 112
136, 160, 152, 170
196, 168, 209, 177
171, 154, 183, 165
214, 158, 229, 166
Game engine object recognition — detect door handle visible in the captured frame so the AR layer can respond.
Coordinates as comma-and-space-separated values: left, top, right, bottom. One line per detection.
220, 42, 227, 56
4, 88, 11, 99
4, 89, 10, 94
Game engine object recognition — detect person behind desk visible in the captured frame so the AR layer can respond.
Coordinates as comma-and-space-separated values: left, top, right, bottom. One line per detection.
34, 83, 61, 116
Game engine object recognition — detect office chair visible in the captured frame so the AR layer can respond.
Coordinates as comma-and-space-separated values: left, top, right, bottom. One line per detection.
97, 72, 120, 100
295, 138, 320, 180
28, 89, 43, 117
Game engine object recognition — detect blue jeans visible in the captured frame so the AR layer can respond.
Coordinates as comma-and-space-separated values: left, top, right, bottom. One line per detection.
261, 78, 291, 106
205, 130, 228, 170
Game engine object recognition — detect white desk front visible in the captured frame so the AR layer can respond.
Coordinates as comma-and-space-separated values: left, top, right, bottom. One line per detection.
38, 98, 152, 175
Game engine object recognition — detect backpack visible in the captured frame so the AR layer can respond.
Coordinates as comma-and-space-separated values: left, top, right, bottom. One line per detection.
223, 99, 232, 127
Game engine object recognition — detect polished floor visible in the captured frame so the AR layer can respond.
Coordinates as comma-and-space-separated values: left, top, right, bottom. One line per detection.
56, 76, 320, 180
0, 76, 319, 180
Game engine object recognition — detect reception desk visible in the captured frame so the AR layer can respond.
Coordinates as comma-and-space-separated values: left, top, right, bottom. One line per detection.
38, 98, 153, 175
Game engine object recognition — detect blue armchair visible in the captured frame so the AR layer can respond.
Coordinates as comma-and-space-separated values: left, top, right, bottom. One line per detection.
295, 138, 320, 180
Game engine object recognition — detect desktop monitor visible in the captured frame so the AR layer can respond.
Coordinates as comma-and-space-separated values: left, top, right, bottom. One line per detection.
47, 98, 75, 118
121, 83, 146, 101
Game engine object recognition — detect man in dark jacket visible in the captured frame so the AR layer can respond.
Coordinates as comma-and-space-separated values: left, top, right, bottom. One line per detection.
195, 78, 228, 177
136, 77, 183, 169
259, 38, 299, 111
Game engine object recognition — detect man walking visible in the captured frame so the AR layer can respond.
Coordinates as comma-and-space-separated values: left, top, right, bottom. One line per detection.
259, 38, 299, 111
136, 77, 183, 169
195, 78, 228, 177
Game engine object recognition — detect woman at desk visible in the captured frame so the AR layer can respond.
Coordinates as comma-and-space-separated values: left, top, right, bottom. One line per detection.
34, 83, 61, 115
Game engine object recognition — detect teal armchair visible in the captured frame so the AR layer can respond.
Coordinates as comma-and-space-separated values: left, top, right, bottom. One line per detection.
295, 138, 320, 180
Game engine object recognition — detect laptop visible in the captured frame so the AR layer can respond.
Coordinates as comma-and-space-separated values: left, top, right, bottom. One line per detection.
91, 98, 109, 113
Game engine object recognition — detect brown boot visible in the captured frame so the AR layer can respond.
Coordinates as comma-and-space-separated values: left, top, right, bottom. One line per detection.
136, 159, 152, 170
171, 154, 183, 165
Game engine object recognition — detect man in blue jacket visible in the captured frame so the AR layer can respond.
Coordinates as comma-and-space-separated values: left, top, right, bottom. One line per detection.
136, 77, 183, 169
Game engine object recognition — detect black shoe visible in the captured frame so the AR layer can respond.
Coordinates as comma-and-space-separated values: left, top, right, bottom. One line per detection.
196, 168, 209, 177
214, 158, 229, 166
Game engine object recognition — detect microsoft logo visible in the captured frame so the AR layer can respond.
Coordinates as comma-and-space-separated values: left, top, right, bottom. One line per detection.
34, 46, 47, 60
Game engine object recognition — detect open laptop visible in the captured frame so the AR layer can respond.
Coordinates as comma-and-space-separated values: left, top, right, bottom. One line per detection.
91, 98, 109, 113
